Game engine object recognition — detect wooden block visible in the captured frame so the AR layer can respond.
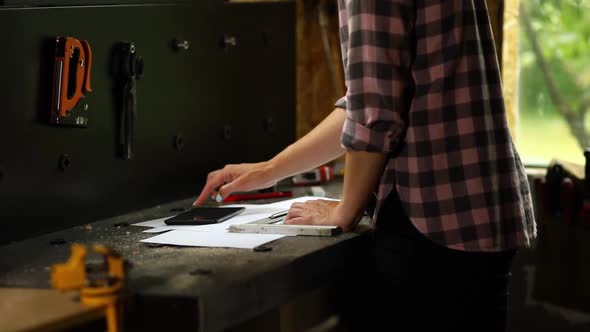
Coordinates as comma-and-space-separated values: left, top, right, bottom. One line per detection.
228, 223, 341, 236
0, 288, 104, 332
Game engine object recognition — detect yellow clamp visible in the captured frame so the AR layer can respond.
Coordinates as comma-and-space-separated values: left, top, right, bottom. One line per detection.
51, 243, 125, 332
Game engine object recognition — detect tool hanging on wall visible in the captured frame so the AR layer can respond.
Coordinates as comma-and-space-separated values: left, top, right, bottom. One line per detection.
50, 36, 93, 127
292, 165, 334, 185
113, 42, 144, 160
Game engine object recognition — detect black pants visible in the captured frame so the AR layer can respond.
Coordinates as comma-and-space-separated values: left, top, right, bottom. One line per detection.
367, 192, 516, 332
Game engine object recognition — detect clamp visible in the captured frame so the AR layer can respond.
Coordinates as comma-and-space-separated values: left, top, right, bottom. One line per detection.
51, 243, 125, 332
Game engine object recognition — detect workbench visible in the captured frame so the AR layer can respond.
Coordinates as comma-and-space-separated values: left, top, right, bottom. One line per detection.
0, 181, 374, 332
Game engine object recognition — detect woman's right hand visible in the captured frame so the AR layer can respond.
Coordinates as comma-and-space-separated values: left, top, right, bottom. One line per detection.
193, 161, 279, 206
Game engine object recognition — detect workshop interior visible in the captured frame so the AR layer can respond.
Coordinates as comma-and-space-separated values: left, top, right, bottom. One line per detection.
1, 0, 590, 331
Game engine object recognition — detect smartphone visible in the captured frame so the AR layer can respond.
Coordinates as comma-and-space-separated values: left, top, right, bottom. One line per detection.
164, 206, 246, 225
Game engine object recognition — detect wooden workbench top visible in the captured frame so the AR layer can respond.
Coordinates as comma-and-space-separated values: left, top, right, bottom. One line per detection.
0, 181, 373, 332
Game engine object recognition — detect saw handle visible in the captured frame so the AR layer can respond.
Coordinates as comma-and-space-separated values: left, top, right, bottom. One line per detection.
82, 40, 93, 93
56, 37, 92, 117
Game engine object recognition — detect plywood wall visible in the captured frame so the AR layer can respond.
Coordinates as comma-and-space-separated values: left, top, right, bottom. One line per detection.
500, 0, 520, 136
295, 0, 345, 139
232, 0, 509, 139
296, 0, 507, 138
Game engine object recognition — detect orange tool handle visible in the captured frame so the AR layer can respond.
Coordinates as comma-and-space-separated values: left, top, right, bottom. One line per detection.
55, 37, 92, 117
82, 40, 92, 93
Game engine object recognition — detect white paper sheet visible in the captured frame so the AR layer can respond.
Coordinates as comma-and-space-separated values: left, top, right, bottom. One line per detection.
142, 208, 284, 233
140, 230, 285, 249
132, 196, 338, 233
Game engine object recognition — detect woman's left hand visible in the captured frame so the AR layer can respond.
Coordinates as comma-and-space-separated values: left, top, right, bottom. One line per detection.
283, 199, 358, 232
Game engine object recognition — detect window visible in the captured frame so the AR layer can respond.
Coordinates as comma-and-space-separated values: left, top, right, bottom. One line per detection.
516, 0, 590, 166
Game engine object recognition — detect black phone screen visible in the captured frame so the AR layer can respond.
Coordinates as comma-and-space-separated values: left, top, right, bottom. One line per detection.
164, 206, 246, 225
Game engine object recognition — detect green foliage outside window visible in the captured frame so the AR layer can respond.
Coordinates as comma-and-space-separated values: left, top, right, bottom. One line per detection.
518, 0, 590, 165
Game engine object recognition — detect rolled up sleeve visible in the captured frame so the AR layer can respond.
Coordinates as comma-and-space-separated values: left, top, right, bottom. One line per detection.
340, 0, 414, 153
335, 96, 347, 109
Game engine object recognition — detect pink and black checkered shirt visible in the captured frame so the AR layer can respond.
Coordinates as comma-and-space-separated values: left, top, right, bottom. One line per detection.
335, 0, 536, 251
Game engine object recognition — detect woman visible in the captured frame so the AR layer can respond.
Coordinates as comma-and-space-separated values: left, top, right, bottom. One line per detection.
195, 1, 536, 331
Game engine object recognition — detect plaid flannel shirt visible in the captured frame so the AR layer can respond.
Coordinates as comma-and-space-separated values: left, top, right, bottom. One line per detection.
335, 0, 536, 251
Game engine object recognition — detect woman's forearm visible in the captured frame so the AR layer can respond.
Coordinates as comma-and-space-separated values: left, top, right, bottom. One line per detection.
268, 108, 346, 180
338, 150, 387, 224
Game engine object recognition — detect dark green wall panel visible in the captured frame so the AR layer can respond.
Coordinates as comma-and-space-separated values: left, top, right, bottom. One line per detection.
0, 2, 296, 243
